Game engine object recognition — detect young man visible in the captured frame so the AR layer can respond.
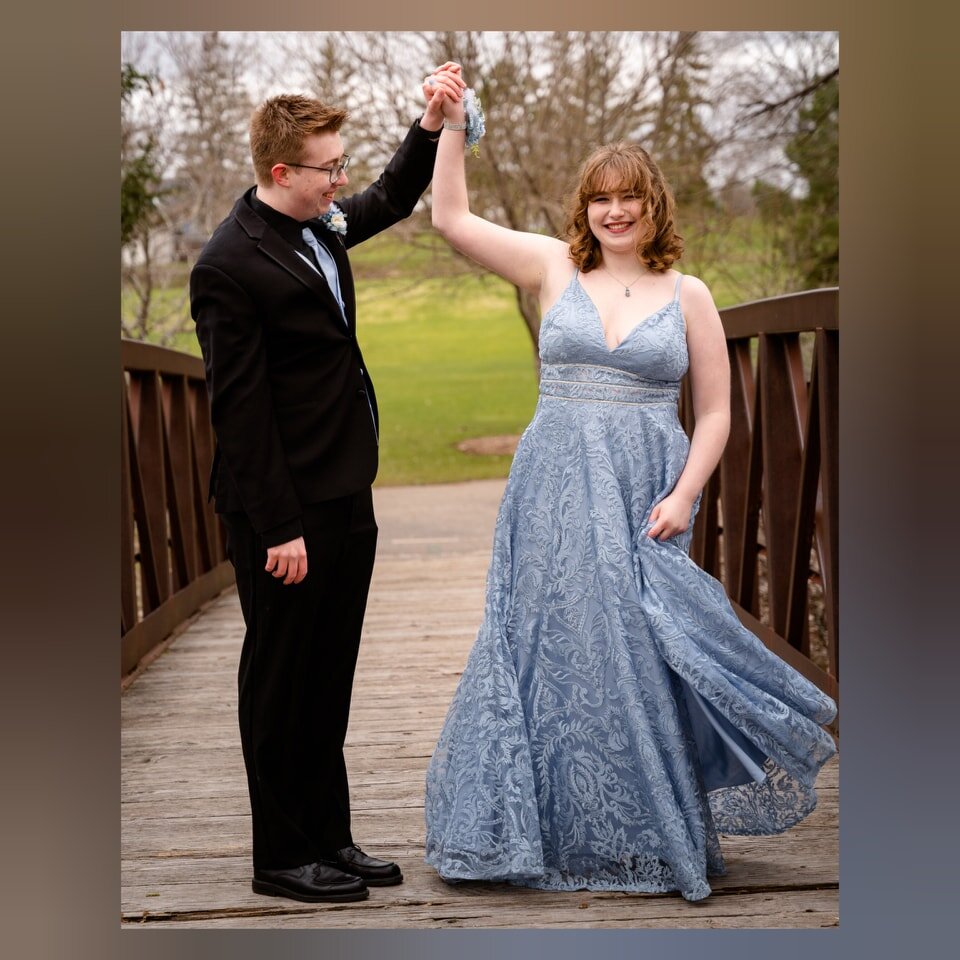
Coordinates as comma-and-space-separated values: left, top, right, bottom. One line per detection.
190, 66, 464, 903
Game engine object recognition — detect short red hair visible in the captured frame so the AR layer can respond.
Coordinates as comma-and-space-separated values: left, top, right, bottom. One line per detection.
249, 94, 348, 186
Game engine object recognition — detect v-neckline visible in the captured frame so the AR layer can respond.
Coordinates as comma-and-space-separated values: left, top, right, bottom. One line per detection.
575, 274, 678, 353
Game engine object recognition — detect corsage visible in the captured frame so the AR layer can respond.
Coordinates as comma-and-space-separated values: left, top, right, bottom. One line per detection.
462, 88, 486, 157
431, 76, 487, 157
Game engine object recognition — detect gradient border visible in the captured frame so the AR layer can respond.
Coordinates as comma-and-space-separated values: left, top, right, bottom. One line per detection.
7, 1, 951, 958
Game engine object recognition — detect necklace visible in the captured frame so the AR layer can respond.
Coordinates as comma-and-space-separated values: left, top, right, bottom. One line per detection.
600, 263, 646, 297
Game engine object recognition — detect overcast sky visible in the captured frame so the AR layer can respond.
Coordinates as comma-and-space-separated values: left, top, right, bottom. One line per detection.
122, 30, 838, 193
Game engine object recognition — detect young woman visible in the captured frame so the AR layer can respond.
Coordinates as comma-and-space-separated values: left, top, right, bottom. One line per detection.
423, 68, 836, 902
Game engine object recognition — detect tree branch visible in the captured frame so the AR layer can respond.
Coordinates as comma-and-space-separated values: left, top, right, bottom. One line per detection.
743, 67, 839, 119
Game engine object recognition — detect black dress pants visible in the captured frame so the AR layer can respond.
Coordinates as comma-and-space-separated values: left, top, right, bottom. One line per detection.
223, 488, 378, 870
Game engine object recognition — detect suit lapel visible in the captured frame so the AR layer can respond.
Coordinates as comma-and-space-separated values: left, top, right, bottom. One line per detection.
233, 195, 350, 329
258, 229, 346, 319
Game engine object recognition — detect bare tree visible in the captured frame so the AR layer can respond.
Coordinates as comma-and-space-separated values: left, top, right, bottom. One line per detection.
121, 44, 190, 343
119, 31, 838, 346
701, 31, 838, 201
274, 32, 449, 284
163, 31, 257, 238
121, 62, 160, 339
280, 31, 726, 362
712, 32, 839, 294
277, 32, 428, 170
420, 31, 726, 363
121, 32, 261, 344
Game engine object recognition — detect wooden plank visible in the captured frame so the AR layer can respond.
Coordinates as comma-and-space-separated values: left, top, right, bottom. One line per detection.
121, 563, 235, 677
123, 884, 838, 929
721, 288, 838, 340
122, 337, 207, 378
122, 781, 837, 822
122, 479, 839, 929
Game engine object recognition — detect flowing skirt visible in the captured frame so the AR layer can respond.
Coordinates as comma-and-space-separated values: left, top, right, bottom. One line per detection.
424, 370, 836, 901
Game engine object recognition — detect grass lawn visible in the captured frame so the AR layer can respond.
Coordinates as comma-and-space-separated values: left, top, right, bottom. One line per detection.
122, 220, 812, 486
126, 249, 540, 486
355, 271, 539, 486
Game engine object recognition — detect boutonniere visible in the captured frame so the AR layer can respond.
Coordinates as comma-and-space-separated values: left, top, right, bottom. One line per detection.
320, 202, 347, 235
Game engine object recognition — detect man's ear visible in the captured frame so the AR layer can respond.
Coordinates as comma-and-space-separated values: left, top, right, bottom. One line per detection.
270, 163, 291, 188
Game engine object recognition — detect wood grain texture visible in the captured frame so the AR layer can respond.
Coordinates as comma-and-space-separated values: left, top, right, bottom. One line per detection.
122, 479, 838, 929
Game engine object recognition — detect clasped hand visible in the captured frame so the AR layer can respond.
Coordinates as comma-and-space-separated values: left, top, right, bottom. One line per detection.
421, 61, 466, 128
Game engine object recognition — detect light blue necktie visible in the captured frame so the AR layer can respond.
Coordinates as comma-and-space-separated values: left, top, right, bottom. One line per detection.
301, 226, 348, 327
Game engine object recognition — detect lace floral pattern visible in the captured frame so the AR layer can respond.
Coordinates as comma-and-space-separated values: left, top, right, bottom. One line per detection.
424, 272, 837, 901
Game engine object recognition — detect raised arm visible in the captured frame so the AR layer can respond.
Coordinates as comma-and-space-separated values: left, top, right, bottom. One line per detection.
334, 63, 463, 249
430, 71, 565, 295
335, 118, 440, 250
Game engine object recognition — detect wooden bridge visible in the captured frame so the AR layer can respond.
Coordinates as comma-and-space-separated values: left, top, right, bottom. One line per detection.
121, 289, 839, 928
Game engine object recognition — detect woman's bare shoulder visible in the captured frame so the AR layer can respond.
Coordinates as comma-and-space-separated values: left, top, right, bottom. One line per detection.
676, 271, 713, 299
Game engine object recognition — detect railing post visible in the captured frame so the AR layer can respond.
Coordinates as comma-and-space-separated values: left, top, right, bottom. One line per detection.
121, 340, 233, 679
689, 288, 839, 709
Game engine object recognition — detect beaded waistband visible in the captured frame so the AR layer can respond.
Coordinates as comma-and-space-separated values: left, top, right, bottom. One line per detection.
539, 363, 680, 405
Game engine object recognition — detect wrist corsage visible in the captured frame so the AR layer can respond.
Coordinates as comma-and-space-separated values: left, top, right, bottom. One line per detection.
320, 202, 347, 235
462, 87, 486, 157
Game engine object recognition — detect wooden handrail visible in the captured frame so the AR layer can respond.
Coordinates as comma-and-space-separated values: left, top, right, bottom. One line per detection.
121, 339, 232, 678
120, 287, 840, 722
681, 287, 839, 721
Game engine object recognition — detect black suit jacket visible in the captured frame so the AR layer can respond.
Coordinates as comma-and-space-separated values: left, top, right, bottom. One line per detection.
190, 120, 439, 547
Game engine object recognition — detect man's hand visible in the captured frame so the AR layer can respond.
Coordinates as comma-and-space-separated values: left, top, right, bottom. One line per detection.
421, 62, 466, 131
265, 536, 308, 585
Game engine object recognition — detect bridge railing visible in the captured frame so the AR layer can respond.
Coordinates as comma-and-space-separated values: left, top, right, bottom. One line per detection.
121, 287, 839, 720
121, 339, 233, 678
680, 288, 839, 716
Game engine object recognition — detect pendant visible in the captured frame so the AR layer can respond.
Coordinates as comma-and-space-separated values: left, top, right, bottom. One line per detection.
625, 289, 631, 297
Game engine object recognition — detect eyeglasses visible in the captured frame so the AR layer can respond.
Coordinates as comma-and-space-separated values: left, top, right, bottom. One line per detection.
282, 155, 351, 185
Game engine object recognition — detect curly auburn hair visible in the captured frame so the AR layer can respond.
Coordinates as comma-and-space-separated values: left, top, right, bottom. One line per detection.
564, 142, 684, 273
249, 94, 348, 185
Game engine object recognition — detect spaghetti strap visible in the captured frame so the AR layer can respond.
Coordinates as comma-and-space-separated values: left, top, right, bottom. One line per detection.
673, 273, 683, 301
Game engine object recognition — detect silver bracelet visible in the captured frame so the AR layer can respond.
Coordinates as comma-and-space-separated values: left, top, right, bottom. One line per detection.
443, 119, 468, 131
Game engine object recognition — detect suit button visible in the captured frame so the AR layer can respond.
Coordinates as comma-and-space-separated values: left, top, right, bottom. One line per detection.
357, 388, 366, 396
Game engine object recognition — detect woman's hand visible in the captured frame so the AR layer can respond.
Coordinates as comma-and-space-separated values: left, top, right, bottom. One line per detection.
647, 491, 697, 542
421, 62, 465, 130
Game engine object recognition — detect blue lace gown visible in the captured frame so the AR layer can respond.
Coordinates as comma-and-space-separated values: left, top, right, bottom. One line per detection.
424, 271, 837, 901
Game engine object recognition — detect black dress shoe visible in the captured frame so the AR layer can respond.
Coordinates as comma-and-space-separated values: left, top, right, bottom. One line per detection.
328, 844, 403, 886
252, 861, 369, 902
